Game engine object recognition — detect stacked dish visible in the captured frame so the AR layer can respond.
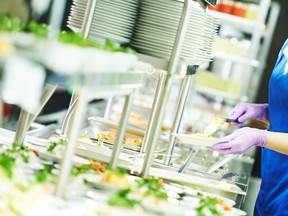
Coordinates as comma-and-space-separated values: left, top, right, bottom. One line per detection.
87, 0, 139, 43
131, 0, 219, 65
67, 0, 89, 33
68, 0, 139, 43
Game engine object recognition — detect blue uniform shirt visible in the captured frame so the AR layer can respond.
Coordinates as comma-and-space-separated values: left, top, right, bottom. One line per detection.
255, 39, 288, 215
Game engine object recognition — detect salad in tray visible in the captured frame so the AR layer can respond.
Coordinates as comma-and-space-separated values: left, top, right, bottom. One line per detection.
0, 137, 246, 216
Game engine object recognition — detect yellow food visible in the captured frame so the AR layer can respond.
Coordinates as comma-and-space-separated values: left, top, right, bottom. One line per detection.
95, 131, 143, 147
101, 171, 130, 189
0, 36, 14, 58
195, 133, 212, 138
95, 131, 116, 141
123, 137, 143, 147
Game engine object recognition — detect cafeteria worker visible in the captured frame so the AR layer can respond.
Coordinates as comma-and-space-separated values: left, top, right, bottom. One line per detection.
211, 39, 288, 216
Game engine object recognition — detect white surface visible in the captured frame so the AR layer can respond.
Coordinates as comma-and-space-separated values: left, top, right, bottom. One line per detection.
3, 56, 45, 113
149, 167, 246, 196
172, 133, 221, 146
44, 42, 138, 75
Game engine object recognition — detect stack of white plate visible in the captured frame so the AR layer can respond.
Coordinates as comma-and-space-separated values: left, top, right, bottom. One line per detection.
130, 0, 219, 65
68, 0, 139, 43
67, 0, 88, 33
87, 0, 139, 43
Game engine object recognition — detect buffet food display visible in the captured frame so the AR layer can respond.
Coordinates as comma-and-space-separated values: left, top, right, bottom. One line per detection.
0, 133, 246, 216
0, 0, 252, 215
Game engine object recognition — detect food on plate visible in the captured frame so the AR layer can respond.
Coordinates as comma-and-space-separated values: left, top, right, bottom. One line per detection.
46, 137, 67, 156
123, 137, 143, 147
107, 176, 167, 209
0, 35, 14, 58
108, 189, 140, 208
95, 131, 116, 142
135, 176, 168, 200
202, 117, 226, 135
95, 131, 143, 147
194, 132, 212, 138
112, 112, 148, 127
101, 170, 131, 189
72, 160, 107, 176
141, 197, 185, 216
90, 160, 107, 173
0, 15, 135, 52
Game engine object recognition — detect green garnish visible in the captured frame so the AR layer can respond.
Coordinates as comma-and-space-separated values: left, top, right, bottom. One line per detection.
197, 192, 204, 197
136, 177, 168, 200
0, 15, 137, 54
0, 153, 16, 178
108, 189, 139, 208
22, 20, 49, 38
58, 31, 98, 47
105, 166, 128, 176
34, 164, 55, 183
0, 15, 23, 32
79, 134, 90, 139
47, 138, 67, 153
71, 164, 93, 176
0, 143, 31, 178
196, 197, 223, 216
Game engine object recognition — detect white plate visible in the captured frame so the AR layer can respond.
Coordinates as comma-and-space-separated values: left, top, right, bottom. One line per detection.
88, 32, 130, 44
90, 25, 133, 37
141, 197, 186, 216
183, 188, 236, 206
93, 14, 136, 25
149, 167, 246, 197
97, 3, 138, 13
96, 5, 137, 17
134, 24, 177, 36
172, 133, 221, 146
136, 20, 178, 31
32, 147, 90, 165
84, 176, 126, 192
139, 12, 181, 25
230, 208, 247, 216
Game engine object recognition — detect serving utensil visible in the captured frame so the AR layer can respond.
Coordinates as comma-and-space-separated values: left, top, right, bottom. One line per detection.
207, 154, 238, 174
202, 117, 237, 136
178, 116, 237, 173
178, 145, 201, 173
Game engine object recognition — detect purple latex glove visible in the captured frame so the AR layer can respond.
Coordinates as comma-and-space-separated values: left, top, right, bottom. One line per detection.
229, 103, 268, 124
210, 127, 268, 154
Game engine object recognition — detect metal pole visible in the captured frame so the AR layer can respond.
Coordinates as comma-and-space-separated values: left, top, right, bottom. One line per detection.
82, 0, 98, 39
14, 110, 29, 144
140, 70, 167, 153
165, 73, 196, 165
48, 0, 67, 41
55, 87, 87, 198
109, 91, 134, 169
104, 96, 114, 119
141, 76, 169, 177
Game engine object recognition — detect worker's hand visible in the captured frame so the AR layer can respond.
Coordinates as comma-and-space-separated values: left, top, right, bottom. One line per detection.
228, 103, 268, 124
210, 127, 267, 154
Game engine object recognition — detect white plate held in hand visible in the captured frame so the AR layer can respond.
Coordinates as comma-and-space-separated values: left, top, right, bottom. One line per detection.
172, 133, 222, 147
